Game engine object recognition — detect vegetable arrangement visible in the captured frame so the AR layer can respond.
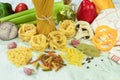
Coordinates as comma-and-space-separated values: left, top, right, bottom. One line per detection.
0, 1, 68, 26
0, 0, 119, 75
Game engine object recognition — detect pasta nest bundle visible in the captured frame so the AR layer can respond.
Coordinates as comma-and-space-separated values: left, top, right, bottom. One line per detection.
48, 31, 67, 50
29, 34, 48, 51
18, 24, 37, 41
58, 20, 76, 38
7, 46, 32, 67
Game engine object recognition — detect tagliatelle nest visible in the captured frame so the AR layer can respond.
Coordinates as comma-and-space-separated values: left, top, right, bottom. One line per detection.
18, 24, 37, 42
58, 20, 76, 38
48, 31, 67, 50
29, 34, 48, 51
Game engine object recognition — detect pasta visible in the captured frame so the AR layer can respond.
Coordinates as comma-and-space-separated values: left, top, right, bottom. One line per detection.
58, 20, 76, 38
7, 46, 32, 67
18, 24, 36, 42
32, 0, 56, 36
29, 34, 48, 51
61, 47, 84, 66
48, 31, 67, 50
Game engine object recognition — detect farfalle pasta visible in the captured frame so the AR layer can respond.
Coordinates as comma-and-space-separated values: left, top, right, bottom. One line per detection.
29, 34, 48, 51
48, 31, 67, 50
58, 20, 76, 38
18, 24, 36, 41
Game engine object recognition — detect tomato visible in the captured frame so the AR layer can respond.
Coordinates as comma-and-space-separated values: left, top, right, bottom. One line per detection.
15, 3, 28, 13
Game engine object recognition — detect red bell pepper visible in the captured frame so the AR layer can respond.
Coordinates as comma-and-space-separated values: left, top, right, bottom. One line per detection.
77, 0, 97, 24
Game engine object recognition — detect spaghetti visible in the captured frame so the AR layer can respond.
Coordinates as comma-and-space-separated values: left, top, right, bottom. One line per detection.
32, 0, 56, 36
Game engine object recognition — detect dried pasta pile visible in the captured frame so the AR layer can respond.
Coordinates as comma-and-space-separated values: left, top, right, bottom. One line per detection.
61, 47, 84, 66
32, 0, 56, 36
7, 46, 32, 67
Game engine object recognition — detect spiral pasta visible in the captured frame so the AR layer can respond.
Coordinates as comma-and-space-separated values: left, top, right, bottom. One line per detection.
29, 34, 48, 51
48, 31, 67, 50
18, 24, 37, 42
7, 46, 32, 67
58, 20, 76, 38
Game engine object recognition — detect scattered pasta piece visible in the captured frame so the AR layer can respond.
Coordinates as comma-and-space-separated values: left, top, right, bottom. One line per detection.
18, 24, 37, 42
58, 20, 76, 38
29, 34, 48, 51
48, 31, 67, 50
61, 47, 84, 66
7, 46, 32, 67
29, 52, 66, 71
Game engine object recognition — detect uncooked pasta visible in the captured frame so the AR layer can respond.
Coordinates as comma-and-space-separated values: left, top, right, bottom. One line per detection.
18, 24, 36, 41
58, 20, 76, 38
32, 0, 56, 36
29, 34, 48, 51
48, 31, 67, 50
7, 46, 32, 67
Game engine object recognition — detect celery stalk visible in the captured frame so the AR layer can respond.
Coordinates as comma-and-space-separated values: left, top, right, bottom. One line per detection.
9, 13, 36, 24
25, 20, 36, 24
0, 8, 35, 22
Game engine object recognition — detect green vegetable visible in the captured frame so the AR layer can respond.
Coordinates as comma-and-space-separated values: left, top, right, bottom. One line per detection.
0, 2, 13, 18
9, 12, 36, 24
76, 43, 100, 57
0, 8, 35, 22
0, 1, 67, 25
53, 1, 68, 20
25, 20, 36, 24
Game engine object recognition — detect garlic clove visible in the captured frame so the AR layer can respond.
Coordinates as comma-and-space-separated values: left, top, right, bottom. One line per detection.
71, 39, 80, 47
23, 67, 34, 75
7, 42, 17, 49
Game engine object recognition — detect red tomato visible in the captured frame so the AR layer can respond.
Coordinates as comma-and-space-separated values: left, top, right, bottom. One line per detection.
15, 3, 28, 13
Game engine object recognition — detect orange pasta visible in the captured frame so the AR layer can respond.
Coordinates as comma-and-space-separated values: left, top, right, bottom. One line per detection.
32, 0, 56, 36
